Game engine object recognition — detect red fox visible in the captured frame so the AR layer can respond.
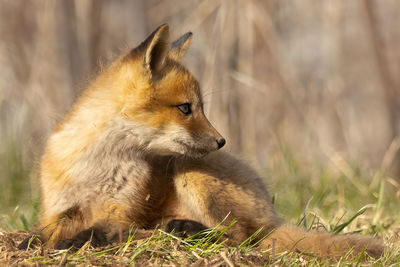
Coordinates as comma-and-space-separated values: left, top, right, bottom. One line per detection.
19, 24, 383, 259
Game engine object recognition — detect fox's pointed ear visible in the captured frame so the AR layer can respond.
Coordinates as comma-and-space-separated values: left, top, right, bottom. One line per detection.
127, 24, 170, 76
170, 32, 193, 61
144, 24, 170, 74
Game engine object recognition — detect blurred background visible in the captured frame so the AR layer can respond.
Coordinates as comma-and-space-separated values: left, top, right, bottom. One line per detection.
1, 0, 400, 228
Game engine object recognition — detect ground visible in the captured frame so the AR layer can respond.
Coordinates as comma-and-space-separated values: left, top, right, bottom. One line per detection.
1, 223, 399, 266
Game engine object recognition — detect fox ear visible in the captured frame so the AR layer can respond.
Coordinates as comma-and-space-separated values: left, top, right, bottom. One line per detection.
144, 24, 170, 75
127, 24, 170, 76
170, 32, 193, 61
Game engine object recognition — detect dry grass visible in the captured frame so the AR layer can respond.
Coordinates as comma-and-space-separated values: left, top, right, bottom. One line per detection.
0, 230, 269, 266
1, 221, 399, 266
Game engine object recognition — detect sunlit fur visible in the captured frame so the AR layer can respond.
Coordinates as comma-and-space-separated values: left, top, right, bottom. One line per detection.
31, 24, 383, 260
119, 59, 222, 158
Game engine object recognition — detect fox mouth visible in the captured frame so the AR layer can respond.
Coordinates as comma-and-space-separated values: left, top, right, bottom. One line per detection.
174, 139, 215, 158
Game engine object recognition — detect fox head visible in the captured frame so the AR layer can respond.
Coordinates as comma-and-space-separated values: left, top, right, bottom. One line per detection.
112, 24, 225, 158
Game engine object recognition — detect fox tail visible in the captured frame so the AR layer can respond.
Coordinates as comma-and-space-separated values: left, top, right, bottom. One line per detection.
260, 225, 384, 259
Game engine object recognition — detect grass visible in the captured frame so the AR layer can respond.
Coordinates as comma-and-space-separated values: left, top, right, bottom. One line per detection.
0, 141, 399, 265
0, 140, 40, 232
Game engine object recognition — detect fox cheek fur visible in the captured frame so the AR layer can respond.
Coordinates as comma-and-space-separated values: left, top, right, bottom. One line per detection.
118, 97, 225, 157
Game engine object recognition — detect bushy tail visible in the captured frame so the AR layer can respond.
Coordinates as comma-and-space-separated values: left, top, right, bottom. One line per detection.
260, 225, 384, 259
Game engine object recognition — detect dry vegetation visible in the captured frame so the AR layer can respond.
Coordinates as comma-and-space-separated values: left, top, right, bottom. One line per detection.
0, 0, 399, 265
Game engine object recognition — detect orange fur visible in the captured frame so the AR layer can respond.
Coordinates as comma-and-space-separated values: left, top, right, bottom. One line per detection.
261, 225, 384, 259
24, 24, 384, 260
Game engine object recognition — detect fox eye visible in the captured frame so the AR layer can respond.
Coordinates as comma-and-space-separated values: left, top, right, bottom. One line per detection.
177, 103, 192, 115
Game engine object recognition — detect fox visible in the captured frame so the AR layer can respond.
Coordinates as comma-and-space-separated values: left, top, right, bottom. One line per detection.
18, 24, 384, 259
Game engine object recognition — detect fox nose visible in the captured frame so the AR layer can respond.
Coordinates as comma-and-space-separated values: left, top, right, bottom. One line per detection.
216, 138, 226, 149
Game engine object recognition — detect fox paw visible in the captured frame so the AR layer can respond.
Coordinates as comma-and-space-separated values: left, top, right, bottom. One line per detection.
17, 233, 40, 250
54, 227, 108, 250
165, 219, 208, 238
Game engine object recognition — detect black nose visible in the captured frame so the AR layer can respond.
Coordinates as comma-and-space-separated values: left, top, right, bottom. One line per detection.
217, 138, 226, 149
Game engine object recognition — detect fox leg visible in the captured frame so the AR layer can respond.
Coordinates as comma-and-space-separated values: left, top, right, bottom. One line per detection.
40, 206, 89, 248
36, 199, 152, 249
164, 168, 280, 244
17, 205, 89, 249
53, 221, 154, 250
49, 210, 114, 250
